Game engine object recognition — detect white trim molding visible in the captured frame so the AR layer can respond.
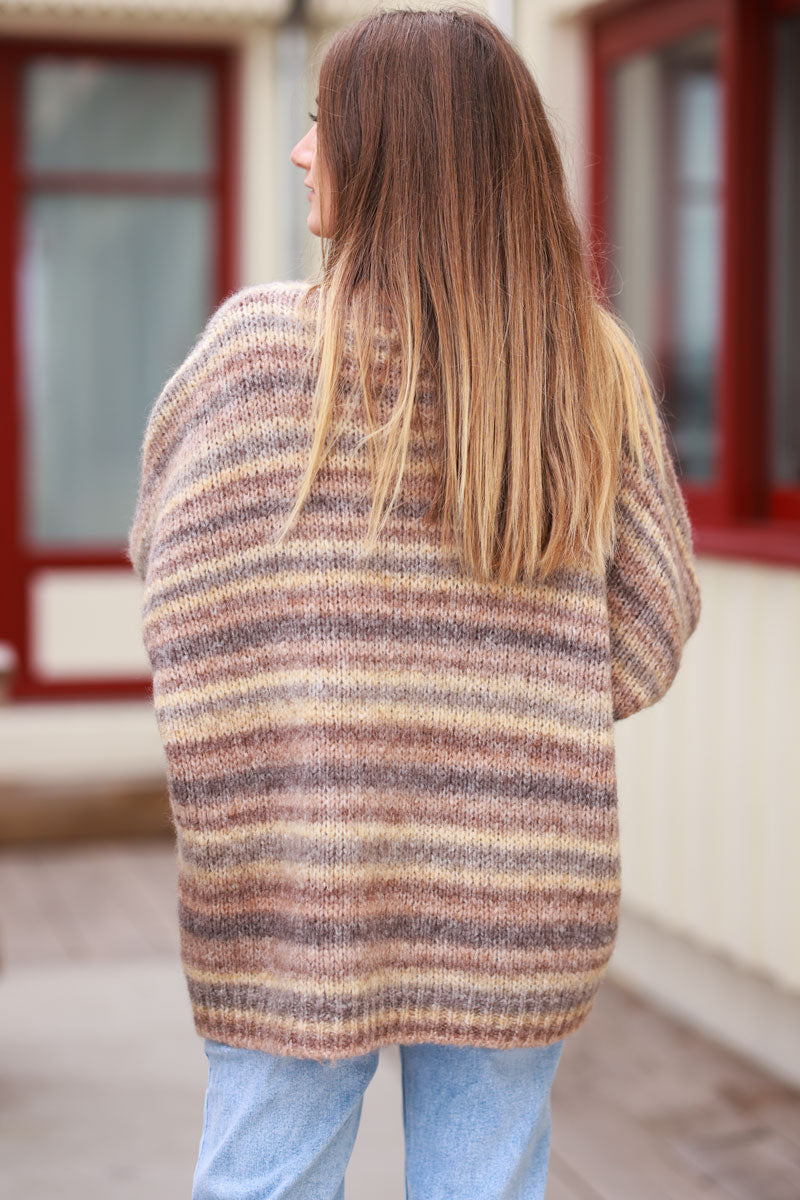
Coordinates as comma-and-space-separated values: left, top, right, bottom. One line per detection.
0, 0, 290, 21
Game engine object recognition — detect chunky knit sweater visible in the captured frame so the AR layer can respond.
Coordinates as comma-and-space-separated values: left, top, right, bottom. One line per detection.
128, 280, 702, 1061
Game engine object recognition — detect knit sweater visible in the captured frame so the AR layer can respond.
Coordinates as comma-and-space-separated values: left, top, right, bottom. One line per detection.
128, 279, 702, 1060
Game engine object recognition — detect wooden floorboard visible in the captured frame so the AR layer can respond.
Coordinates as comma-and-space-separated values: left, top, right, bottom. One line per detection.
1, 837, 798, 1199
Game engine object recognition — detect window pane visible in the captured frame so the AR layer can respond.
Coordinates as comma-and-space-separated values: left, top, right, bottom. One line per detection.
22, 58, 215, 174
771, 16, 800, 486
20, 193, 214, 545
607, 29, 722, 483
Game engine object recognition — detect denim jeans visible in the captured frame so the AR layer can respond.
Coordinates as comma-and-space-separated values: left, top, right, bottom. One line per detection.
192, 1035, 565, 1200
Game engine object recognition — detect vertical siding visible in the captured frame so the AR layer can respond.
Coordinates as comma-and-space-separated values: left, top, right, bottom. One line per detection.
614, 558, 800, 994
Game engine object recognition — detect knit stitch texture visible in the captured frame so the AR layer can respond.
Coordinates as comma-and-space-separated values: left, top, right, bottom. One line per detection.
128, 280, 702, 1060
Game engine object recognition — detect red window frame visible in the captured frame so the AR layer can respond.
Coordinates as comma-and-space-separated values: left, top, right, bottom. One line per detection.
589, 0, 800, 567
0, 36, 239, 701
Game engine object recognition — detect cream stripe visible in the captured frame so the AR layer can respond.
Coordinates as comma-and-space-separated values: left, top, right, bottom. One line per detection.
154, 692, 614, 748
154, 663, 604, 720
144, 558, 594, 624
184, 961, 603, 996
178, 817, 616, 858
164, 410, 406, 462
177, 856, 619, 892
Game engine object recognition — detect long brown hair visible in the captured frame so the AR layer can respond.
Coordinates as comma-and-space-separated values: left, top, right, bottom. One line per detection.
276, 3, 666, 586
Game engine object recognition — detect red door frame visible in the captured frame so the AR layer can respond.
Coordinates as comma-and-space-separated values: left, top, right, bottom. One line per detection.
0, 36, 240, 701
770, 0, 800, 524
588, 0, 800, 566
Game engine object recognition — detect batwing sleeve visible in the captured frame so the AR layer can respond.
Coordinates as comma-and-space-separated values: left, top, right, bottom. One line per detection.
606, 406, 703, 722
127, 368, 191, 585
127, 287, 252, 585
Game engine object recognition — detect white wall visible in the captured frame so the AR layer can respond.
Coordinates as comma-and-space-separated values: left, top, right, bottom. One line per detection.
615, 558, 800, 995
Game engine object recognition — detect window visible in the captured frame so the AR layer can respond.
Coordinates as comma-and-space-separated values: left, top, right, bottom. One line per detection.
590, 0, 800, 564
0, 40, 236, 698
771, 11, 800, 515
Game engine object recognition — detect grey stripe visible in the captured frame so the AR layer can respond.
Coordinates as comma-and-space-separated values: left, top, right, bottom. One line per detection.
185, 975, 605, 1021
147, 612, 607, 670
178, 835, 619, 875
150, 491, 435, 565
179, 906, 618, 953
168, 760, 616, 809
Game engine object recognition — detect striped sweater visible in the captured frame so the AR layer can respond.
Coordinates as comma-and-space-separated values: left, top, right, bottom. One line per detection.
128, 280, 702, 1060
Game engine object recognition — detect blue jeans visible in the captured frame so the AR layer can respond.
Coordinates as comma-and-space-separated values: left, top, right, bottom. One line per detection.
192, 1036, 565, 1199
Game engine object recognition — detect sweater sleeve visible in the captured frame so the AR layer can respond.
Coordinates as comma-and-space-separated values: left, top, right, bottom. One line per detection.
127, 287, 251, 585
606, 407, 702, 722
127, 368, 191, 584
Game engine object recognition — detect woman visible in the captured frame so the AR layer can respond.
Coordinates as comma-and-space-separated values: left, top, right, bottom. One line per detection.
129, 7, 702, 1199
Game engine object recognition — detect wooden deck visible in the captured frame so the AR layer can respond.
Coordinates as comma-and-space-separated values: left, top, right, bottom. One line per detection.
1, 837, 799, 1199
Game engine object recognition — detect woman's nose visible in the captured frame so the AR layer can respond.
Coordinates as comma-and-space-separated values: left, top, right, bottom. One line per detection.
290, 142, 309, 169
291, 128, 315, 167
